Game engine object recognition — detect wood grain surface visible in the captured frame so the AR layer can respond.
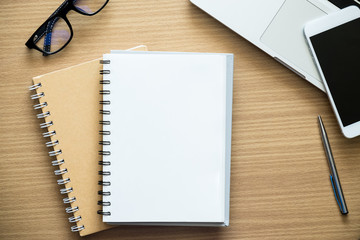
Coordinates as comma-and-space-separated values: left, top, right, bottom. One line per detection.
0, 1, 359, 239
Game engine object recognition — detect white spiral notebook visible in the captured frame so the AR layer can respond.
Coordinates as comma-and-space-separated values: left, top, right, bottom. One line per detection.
98, 51, 233, 226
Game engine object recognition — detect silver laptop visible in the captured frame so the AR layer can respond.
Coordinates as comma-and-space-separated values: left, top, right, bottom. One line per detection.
190, 0, 341, 91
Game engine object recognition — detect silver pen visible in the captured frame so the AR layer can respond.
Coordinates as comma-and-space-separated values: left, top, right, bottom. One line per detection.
318, 115, 348, 215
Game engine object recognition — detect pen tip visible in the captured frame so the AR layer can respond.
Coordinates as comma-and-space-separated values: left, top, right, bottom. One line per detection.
318, 115, 325, 130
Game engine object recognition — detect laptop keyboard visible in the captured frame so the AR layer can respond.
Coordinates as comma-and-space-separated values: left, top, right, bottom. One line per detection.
328, 0, 360, 9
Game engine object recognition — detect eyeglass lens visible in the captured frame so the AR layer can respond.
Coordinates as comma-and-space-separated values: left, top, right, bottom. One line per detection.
34, 17, 72, 54
32, 0, 108, 54
73, 0, 108, 14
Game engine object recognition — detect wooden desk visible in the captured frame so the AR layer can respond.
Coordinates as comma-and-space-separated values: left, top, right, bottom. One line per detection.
0, 1, 359, 239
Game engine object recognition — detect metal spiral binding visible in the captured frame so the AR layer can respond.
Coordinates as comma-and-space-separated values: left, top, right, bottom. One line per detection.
54, 168, 68, 175
30, 92, 44, 99
97, 210, 111, 216
46, 140, 59, 147
98, 200, 111, 206
57, 178, 71, 185
49, 149, 62, 156
98, 59, 112, 216
37, 111, 50, 119
42, 130, 56, 137
69, 216, 82, 223
29, 83, 42, 90
66, 206, 79, 213
98, 190, 111, 196
63, 197, 76, 204
71, 225, 85, 232
29, 83, 84, 233
40, 121, 53, 128
98, 181, 111, 186
99, 110, 111, 115
100, 70, 111, 75
99, 140, 111, 145
99, 150, 111, 156
99, 100, 111, 105
99, 161, 111, 166
99, 120, 111, 125
99, 90, 110, 95
60, 187, 73, 194
100, 80, 110, 84
99, 130, 111, 135
98, 170, 111, 176
52, 159, 65, 166
33, 102, 48, 109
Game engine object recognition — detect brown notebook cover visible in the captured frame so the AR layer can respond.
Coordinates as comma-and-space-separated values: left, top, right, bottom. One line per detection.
29, 46, 147, 236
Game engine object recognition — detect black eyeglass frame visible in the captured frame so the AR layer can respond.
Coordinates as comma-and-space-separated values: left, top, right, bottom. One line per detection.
25, 0, 109, 56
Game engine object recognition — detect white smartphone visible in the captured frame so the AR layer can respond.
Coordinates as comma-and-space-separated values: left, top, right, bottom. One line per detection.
304, 6, 360, 138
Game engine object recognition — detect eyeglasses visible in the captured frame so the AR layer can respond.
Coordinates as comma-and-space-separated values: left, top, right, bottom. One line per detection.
25, 0, 109, 56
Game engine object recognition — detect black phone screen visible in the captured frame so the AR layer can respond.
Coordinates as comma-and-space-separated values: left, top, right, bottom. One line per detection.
310, 17, 360, 127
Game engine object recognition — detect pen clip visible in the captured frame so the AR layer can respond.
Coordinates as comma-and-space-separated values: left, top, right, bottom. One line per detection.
330, 175, 343, 212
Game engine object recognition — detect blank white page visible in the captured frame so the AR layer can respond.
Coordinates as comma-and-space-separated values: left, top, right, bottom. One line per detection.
101, 52, 230, 223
